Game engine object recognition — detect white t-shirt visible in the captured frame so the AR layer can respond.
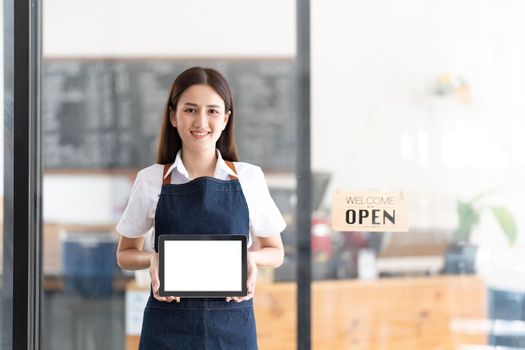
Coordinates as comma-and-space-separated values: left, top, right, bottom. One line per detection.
116, 149, 287, 250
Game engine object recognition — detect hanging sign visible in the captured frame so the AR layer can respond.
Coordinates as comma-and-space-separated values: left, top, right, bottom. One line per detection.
331, 191, 409, 232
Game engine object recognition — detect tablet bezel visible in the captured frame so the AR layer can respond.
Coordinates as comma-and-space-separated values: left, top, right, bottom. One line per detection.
158, 234, 247, 297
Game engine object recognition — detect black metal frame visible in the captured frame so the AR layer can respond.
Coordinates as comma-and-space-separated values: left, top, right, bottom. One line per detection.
3, 0, 42, 348
296, 0, 311, 349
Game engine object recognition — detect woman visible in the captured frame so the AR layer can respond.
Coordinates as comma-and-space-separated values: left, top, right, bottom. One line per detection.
115, 66, 286, 349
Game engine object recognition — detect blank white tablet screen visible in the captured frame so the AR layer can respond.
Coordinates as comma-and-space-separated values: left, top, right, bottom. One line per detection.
163, 240, 242, 291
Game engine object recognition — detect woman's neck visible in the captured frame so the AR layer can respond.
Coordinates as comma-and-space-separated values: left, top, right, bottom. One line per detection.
181, 148, 217, 179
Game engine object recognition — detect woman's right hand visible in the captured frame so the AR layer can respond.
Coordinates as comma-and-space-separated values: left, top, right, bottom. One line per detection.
149, 252, 180, 303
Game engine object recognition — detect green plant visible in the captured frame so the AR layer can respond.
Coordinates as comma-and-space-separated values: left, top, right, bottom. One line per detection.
454, 192, 517, 245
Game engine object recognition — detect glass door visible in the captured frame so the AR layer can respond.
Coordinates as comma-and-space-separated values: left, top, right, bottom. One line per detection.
42, 1, 298, 348
310, 1, 525, 349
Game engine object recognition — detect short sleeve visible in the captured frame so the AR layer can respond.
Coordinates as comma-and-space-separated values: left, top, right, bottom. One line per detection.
116, 171, 155, 238
248, 167, 287, 237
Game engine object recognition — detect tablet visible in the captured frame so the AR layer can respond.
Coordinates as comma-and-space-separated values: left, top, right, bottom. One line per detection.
158, 234, 247, 297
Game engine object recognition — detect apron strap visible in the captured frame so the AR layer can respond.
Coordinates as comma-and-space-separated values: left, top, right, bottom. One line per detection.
225, 161, 238, 180
163, 163, 173, 185
162, 161, 238, 183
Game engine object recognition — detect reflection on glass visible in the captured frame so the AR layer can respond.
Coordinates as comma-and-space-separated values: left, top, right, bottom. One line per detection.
311, 1, 525, 348
42, 1, 296, 348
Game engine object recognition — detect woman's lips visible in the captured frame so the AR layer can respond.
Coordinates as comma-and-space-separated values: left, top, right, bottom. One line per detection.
191, 131, 211, 139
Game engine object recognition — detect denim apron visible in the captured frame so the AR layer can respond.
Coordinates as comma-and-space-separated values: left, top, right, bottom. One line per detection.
139, 161, 258, 350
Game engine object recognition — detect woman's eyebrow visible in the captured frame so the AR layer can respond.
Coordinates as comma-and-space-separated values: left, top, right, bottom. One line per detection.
183, 102, 222, 108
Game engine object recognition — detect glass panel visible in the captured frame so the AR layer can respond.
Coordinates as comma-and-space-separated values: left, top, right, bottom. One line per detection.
42, 1, 296, 349
1, 0, 11, 346
311, 1, 525, 349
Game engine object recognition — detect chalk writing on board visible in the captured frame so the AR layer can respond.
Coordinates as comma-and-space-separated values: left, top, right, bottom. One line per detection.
43, 61, 295, 171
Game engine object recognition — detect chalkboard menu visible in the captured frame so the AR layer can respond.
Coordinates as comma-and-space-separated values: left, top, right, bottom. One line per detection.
43, 60, 295, 171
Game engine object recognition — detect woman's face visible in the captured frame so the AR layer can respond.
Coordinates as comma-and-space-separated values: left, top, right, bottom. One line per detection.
170, 84, 230, 154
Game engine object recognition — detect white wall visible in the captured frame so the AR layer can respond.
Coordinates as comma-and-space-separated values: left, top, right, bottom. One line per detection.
43, 174, 132, 224
43, 0, 296, 57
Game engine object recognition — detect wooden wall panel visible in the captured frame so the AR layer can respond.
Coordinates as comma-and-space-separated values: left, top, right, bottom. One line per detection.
257, 276, 487, 350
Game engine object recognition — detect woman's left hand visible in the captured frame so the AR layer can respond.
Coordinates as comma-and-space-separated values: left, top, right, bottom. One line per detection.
226, 251, 257, 303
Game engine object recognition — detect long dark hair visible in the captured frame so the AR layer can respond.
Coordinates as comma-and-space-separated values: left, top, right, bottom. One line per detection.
156, 66, 239, 164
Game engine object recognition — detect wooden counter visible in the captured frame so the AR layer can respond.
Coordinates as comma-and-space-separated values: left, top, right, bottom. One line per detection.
126, 275, 487, 350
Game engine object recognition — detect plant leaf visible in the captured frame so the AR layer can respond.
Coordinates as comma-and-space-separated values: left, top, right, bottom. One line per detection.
455, 200, 480, 241
491, 206, 518, 245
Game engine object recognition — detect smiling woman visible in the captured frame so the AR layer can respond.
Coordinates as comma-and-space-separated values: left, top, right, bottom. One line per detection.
115, 66, 286, 350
